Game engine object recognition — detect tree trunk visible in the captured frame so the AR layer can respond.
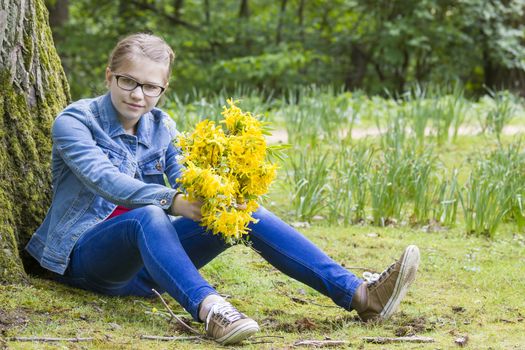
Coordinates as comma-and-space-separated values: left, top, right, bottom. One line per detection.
203, 0, 210, 25
275, 0, 288, 45
239, 0, 249, 18
46, 0, 68, 31
0, 0, 70, 283
345, 43, 368, 90
297, 0, 305, 43
173, 0, 184, 20
46, 0, 68, 47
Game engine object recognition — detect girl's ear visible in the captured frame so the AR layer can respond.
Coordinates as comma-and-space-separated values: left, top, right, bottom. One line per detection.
105, 67, 112, 87
156, 81, 169, 107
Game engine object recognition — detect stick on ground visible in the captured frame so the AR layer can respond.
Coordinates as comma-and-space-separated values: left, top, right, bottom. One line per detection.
362, 336, 435, 344
293, 339, 349, 347
151, 288, 202, 336
140, 335, 202, 341
8, 337, 93, 342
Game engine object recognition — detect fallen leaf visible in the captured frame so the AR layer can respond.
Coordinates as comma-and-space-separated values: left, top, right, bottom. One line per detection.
291, 297, 307, 304
452, 306, 466, 313
291, 222, 310, 228
108, 322, 121, 330
454, 335, 469, 347
295, 317, 317, 331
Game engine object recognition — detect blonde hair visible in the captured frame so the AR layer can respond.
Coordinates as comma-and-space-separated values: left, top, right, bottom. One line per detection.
108, 33, 175, 81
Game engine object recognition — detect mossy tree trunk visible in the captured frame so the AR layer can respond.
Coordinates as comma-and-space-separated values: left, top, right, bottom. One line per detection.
0, 0, 70, 283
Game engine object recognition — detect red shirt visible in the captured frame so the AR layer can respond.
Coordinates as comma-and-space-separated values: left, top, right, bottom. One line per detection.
106, 205, 131, 220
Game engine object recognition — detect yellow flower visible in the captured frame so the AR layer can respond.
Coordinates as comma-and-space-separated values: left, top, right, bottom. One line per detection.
176, 99, 277, 241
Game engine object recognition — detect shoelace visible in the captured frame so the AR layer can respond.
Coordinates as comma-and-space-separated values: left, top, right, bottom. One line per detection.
206, 302, 243, 330
362, 262, 396, 286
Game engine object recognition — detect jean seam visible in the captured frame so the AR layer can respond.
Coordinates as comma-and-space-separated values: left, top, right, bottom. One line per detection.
135, 218, 211, 317
172, 218, 216, 242
75, 215, 214, 309
135, 219, 191, 301
75, 219, 127, 251
179, 226, 210, 241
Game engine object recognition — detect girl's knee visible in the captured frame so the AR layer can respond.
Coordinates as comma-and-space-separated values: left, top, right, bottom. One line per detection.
131, 205, 173, 239
137, 204, 168, 219
252, 205, 270, 219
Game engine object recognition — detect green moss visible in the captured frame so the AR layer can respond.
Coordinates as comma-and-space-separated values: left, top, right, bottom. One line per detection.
0, 0, 70, 284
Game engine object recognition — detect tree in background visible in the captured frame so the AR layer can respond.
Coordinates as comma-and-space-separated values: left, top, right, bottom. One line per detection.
0, 0, 70, 283
47, 0, 525, 99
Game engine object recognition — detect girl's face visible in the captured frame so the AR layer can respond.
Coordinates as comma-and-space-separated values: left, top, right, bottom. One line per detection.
105, 55, 169, 129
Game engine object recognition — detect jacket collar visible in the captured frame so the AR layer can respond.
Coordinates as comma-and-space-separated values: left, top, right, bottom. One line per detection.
98, 92, 151, 148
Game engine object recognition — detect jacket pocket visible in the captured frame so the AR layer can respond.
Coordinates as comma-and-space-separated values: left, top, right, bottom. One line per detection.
139, 151, 166, 185
98, 144, 124, 168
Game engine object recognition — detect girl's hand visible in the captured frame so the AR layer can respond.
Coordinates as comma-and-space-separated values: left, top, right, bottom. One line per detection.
170, 193, 203, 221
234, 202, 247, 210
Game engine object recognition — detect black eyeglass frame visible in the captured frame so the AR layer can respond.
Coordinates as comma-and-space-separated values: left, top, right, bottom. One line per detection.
113, 74, 166, 97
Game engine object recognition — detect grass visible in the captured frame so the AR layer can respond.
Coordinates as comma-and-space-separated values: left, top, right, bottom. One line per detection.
1, 224, 524, 349
2, 87, 525, 348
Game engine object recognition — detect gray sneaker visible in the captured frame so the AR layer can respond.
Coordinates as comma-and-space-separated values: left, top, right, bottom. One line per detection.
205, 301, 259, 345
357, 245, 420, 322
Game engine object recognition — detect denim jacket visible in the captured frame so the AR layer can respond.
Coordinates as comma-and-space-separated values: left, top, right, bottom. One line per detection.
26, 93, 183, 275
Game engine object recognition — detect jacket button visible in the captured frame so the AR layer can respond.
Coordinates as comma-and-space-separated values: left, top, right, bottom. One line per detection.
160, 199, 167, 205
155, 161, 162, 171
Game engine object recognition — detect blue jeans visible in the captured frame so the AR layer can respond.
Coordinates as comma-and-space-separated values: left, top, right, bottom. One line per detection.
58, 205, 363, 320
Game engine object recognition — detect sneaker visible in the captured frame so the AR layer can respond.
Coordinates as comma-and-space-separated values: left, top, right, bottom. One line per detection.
205, 301, 259, 345
356, 245, 420, 322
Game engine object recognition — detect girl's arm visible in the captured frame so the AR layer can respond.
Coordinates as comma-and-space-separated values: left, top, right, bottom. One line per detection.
52, 113, 177, 210
164, 142, 204, 219
165, 142, 184, 190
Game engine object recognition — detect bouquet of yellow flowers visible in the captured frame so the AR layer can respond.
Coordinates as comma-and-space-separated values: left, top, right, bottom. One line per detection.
176, 99, 278, 242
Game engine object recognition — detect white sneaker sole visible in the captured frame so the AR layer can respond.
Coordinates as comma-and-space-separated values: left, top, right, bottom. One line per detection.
379, 245, 420, 320
216, 320, 260, 345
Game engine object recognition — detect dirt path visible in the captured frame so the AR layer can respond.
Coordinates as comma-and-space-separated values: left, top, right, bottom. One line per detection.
266, 125, 525, 144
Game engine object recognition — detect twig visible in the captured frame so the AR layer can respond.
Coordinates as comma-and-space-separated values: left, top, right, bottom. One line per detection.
140, 335, 202, 341
290, 296, 339, 309
293, 339, 349, 347
144, 310, 172, 321
8, 337, 93, 342
251, 335, 285, 339
247, 340, 275, 345
151, 289, 201, 335
362, 336, 435, 344
247, 335, 285, 344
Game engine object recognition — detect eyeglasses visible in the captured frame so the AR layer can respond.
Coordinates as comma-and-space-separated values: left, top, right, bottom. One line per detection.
113, 74, 165, 97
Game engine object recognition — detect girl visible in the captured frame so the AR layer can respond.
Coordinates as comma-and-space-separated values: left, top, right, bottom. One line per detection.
26, 33, 420, 345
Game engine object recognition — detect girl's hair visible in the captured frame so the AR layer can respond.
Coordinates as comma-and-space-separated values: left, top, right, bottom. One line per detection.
108, 33, 175, 82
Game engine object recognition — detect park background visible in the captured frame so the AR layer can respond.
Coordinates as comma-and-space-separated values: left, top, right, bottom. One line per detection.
1, 0, 525, 349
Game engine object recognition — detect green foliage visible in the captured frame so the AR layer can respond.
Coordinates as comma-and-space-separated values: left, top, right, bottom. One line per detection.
481, 90, 518, 142
48, 0, 525, 100
434, 169, 459, 227
164, 86, 525, 236
459, 173, 509, 238
284, 146, 331, 221
211, 49, 318, 92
